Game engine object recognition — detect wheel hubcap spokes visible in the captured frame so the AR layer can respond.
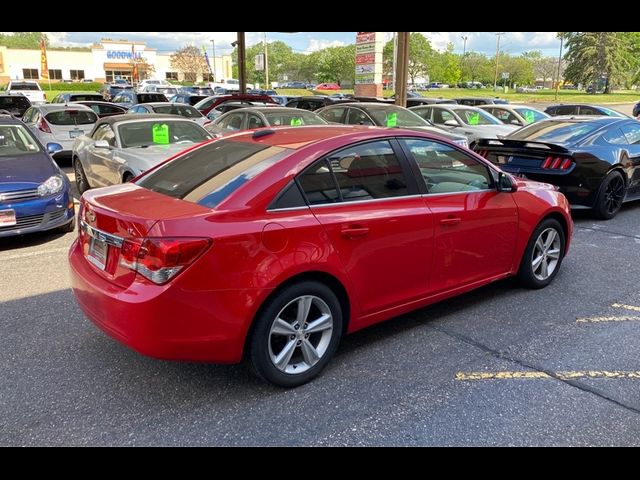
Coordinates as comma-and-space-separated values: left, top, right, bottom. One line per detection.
531, 228, 561, 281
604, 177, 624, 214
268, 295, 334, 374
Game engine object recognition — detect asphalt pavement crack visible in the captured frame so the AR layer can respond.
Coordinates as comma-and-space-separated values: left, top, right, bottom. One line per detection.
428, 323, 640, 416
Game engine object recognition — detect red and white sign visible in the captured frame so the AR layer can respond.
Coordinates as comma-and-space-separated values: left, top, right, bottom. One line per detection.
356, 53, 375, 65
356, 33, 376, 44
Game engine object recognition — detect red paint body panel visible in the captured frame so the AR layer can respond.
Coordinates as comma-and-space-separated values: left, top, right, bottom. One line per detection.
69, 126, 573, 363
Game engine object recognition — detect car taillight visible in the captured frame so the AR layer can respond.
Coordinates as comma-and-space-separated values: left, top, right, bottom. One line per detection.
37, 118, 51, 133
119, 237, 211, 285
541, 155, 573, 170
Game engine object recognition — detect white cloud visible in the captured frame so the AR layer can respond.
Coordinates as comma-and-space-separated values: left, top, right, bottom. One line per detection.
306, 39, 346, 53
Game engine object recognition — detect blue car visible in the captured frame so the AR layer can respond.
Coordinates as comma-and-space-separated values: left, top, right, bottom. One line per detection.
0, 114, 75, 237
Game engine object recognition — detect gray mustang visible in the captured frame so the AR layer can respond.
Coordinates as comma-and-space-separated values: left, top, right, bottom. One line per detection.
72, 113, 212, 193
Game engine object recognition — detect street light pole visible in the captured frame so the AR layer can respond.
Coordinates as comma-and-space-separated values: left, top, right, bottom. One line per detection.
461, 35, 468, 56
493, 32, 505, 92
210, 39, 217, 82
264, 32, 269, 89
554, 35, 563, 101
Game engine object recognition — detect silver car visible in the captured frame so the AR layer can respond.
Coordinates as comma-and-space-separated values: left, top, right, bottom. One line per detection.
127, 102, 211, 128
477, 104, 549, 127
212, 106, 327, 133
71, 114, 212, 193
21, 103, 98, 159
409, 104, 519, 147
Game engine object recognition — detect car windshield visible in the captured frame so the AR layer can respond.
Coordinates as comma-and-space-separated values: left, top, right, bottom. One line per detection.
514, 108, 549, 123
10, 83, 40, 90
263, 111, 327, 126
508, 120, 603, 144
137, 139, 290, 208
455, 108, 501, 125
118, 120, 211, 148
0, 124, 41, 156
152, 105, 202, 118
70, 94, 103, 101
0, 97, 31, 109
367, 106, 430, 127
45, 110, 98, 125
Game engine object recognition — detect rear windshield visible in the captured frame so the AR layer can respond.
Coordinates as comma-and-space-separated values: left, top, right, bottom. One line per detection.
0, 96, 31, 109
118, 120, 210, 148
45, 110, 98, 125
138, 93, 168, 103
70, 94, 103, 101
137, 139, 289, 208
10, 83, 40, 91
367, 105, 430, 127
456, 108, 501, 125
508, 120, 604, 144
0, 124, 41, 156
152, 105, 202, 118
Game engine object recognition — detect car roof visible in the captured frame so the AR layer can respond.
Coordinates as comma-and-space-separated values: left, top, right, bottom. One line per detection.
94, 113, 196, 127
223, 125, 440, 150
541, 115, 626, 125
143, 102, 198, 108
228, 107, 316, 114
34, 103, 94, 112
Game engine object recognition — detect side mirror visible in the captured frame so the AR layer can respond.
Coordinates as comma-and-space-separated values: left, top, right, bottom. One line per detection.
510, 119, 522, 126
94, 140, 111, 149
497, 171, 518, 192
46, 142, 63, 154
443, 119, 459, 127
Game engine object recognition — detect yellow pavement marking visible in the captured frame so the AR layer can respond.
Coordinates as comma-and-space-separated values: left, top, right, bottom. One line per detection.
577, 315, 640, 323
612, 303, 640, 312
456, 370, 640, 381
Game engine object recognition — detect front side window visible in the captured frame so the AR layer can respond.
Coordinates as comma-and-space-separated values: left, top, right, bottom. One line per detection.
93, 124, 117, 146
403, 138, 492, 194
263, 110, 327, 127
317, 107, 346, 123
514, 108, 548, 124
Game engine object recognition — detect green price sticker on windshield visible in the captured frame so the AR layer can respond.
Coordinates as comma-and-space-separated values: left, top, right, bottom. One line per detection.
290, 117, 303, 126
523, 110, 535, 124
386, 112, 398, 127
468, 112, 480, 125
152, 123, 170, 144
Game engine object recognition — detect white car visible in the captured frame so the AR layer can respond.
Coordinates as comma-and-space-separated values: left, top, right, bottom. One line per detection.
127, 102, 211, 128
6, 80, 46, 105
21, 103, 98, 159
137, 79, 173, 92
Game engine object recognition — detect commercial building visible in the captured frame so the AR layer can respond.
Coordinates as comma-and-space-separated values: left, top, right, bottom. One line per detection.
0, 39, 232, 84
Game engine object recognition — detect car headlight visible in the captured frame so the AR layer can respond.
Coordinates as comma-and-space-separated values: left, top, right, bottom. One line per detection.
38, 174, 65, 196
454, 138, 469, 149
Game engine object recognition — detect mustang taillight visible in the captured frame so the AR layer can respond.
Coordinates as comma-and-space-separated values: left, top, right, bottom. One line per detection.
541, 155, 573, 170
119, 237, 212, 285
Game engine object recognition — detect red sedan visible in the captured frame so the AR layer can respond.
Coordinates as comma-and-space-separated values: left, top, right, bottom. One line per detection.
315, 83, 341, 90
69, 126, 573, 387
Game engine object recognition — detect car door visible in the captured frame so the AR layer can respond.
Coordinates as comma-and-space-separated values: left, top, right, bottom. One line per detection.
400, 137, 518, 292
85, 124, 118, 187
297, 139, 434, 318
620, 122, 640, 195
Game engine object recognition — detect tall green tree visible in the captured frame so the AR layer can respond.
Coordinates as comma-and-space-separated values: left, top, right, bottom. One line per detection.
562, 32, 631, 93
0, 32, 48, 48
383, 33, 433, 85
243, 40, 295, 86
170, 45, 208, 83
314, 45, 356, 85
460, 52, 492, 84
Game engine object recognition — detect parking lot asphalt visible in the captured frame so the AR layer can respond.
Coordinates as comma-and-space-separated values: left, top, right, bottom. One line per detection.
2, 163, 640, 446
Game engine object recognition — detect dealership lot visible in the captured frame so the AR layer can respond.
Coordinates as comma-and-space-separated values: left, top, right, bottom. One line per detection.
1, 162, 640, 445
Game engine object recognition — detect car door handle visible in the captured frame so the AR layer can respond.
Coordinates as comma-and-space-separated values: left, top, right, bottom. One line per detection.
440, 217, 461, 226
340, 226, 370, 238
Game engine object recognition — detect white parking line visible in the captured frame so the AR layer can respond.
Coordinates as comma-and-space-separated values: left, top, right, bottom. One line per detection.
576, 315, 640, 323
1, 247, 69, 261
612, 303, 640, 312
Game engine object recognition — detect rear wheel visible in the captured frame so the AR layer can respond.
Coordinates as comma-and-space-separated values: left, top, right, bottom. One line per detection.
248, 281, 343, 387
593, 170, 625, 220
73, 158, 90, 195
518, 218, 565, 289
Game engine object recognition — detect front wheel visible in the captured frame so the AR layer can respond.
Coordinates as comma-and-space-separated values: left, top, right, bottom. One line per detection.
518, 218, 565, 289
593, 170, 625, 220
248, 281, 343, 387
73, 158, 90, 195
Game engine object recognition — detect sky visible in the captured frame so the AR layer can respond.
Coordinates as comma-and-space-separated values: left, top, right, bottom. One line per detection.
35, 32, 563, 57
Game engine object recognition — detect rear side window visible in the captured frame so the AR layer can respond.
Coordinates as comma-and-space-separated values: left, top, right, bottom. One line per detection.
45, 110, 98, 125
138, 93, 168, 103
0, 96, 31, 109
137, 140, 290, 208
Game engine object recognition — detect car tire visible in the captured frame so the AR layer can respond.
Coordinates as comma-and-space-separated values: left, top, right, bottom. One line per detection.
248, 281, 343, 388
518, 218, 565, 289
122, 172, 134, 183
73, 158, 90, 195
593, 170, 625, 220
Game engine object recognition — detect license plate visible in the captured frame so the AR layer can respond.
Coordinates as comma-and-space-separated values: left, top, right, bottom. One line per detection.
69, 129, 83, 139
87, 236, 108, 270
0, 209, 16, 226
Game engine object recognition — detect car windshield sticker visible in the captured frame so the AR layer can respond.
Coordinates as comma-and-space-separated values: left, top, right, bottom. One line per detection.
386, 112, 398, 127
523, 110, 535, 124
290, 117, 303, 126
152, 123, 170, 144
468, 112, 480, 125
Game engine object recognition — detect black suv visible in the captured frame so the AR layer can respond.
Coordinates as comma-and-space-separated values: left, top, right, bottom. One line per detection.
50, 92, 105, 103
110, 91, 168, 108
99, 83, 134, 101
0, 94, 32, 118
285, 96, 353, 111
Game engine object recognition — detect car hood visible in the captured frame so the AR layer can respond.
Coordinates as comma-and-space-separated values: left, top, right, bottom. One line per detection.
0, 152, 58, 188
